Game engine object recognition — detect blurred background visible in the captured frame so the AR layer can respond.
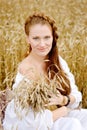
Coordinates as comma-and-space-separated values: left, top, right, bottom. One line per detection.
0, 0, 87, 108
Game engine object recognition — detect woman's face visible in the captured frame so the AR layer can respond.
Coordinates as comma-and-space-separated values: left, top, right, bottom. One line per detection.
27, 24, 53, 57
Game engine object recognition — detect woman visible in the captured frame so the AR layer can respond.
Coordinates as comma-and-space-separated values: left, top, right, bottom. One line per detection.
3, 13, 87, 130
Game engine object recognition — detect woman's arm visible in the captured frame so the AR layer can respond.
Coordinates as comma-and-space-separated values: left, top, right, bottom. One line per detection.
59, 56, 82, 108
52, 106, 70, 121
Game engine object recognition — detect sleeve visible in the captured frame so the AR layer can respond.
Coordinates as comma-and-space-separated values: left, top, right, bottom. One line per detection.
12, 72, 24, 90
3, 100, 19, 130
59, 56, 82, 108
3, 100, 53, 130
43, 109, 53, 129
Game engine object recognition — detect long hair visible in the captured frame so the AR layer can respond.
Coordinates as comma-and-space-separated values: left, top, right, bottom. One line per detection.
24, 13, 71, 95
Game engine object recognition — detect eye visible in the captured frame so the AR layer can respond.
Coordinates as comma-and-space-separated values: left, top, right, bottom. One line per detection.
44, 36, 51, 39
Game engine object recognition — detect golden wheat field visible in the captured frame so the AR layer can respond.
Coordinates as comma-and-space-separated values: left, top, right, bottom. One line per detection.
0, 0, 87, 107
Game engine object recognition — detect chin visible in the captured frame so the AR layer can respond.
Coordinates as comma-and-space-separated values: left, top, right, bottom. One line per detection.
38, 51, 50, 56
38, 53, 49, 57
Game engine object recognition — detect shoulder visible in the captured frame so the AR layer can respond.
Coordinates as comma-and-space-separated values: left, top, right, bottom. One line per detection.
18, 57, 30, 75
59, 55, 70, 72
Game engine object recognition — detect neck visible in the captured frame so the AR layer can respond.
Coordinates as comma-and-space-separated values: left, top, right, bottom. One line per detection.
29, 52, 48, 63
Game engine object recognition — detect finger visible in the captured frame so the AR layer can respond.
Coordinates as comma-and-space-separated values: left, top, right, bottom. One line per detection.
48, 92, 55, 98
57, 91, 61, 96
57, 90, 60, 94
44, 102, 54, 106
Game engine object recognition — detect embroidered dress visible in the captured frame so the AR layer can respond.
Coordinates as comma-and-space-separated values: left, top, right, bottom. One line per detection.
3, 57, 87, 130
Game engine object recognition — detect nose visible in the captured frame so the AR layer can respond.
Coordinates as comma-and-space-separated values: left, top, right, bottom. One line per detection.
40, 39, 45, 46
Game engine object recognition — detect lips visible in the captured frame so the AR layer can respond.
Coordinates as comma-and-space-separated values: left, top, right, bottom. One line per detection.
38, 48, 46, 51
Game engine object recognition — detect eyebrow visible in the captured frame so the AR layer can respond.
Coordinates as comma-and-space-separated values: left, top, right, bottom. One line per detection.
44, 36, 51, 38
32, 36, 40, 39
32, 35, 51, 38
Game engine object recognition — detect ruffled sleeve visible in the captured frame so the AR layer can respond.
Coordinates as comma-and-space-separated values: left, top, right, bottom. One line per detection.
12, 72, 24, 89
3, 100, 53, 130
59, 56, 82, 108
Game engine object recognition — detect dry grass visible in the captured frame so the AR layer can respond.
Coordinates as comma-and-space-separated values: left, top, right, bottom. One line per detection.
0, 0, 87, 109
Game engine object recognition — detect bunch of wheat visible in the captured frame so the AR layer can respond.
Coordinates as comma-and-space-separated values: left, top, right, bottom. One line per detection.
13, 73, 66, 119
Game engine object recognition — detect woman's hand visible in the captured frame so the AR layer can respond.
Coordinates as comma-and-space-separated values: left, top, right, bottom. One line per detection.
46, 91, 67, 106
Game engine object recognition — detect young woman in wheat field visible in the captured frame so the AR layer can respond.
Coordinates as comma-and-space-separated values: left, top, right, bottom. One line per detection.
3, 13, 87, 130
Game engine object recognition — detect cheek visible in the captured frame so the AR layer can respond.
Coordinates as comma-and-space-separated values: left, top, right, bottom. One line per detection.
48, 39, 53, 47
29, 40, 36, 48
46, 42, 53, 52
49, 44, 53, 51
30, 44, 36, 49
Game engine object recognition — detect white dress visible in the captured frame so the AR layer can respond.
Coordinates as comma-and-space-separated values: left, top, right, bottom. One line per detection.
3, 56, 87, 130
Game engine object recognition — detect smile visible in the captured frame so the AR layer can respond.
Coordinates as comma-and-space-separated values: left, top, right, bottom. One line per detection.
38, 48, 47, 51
